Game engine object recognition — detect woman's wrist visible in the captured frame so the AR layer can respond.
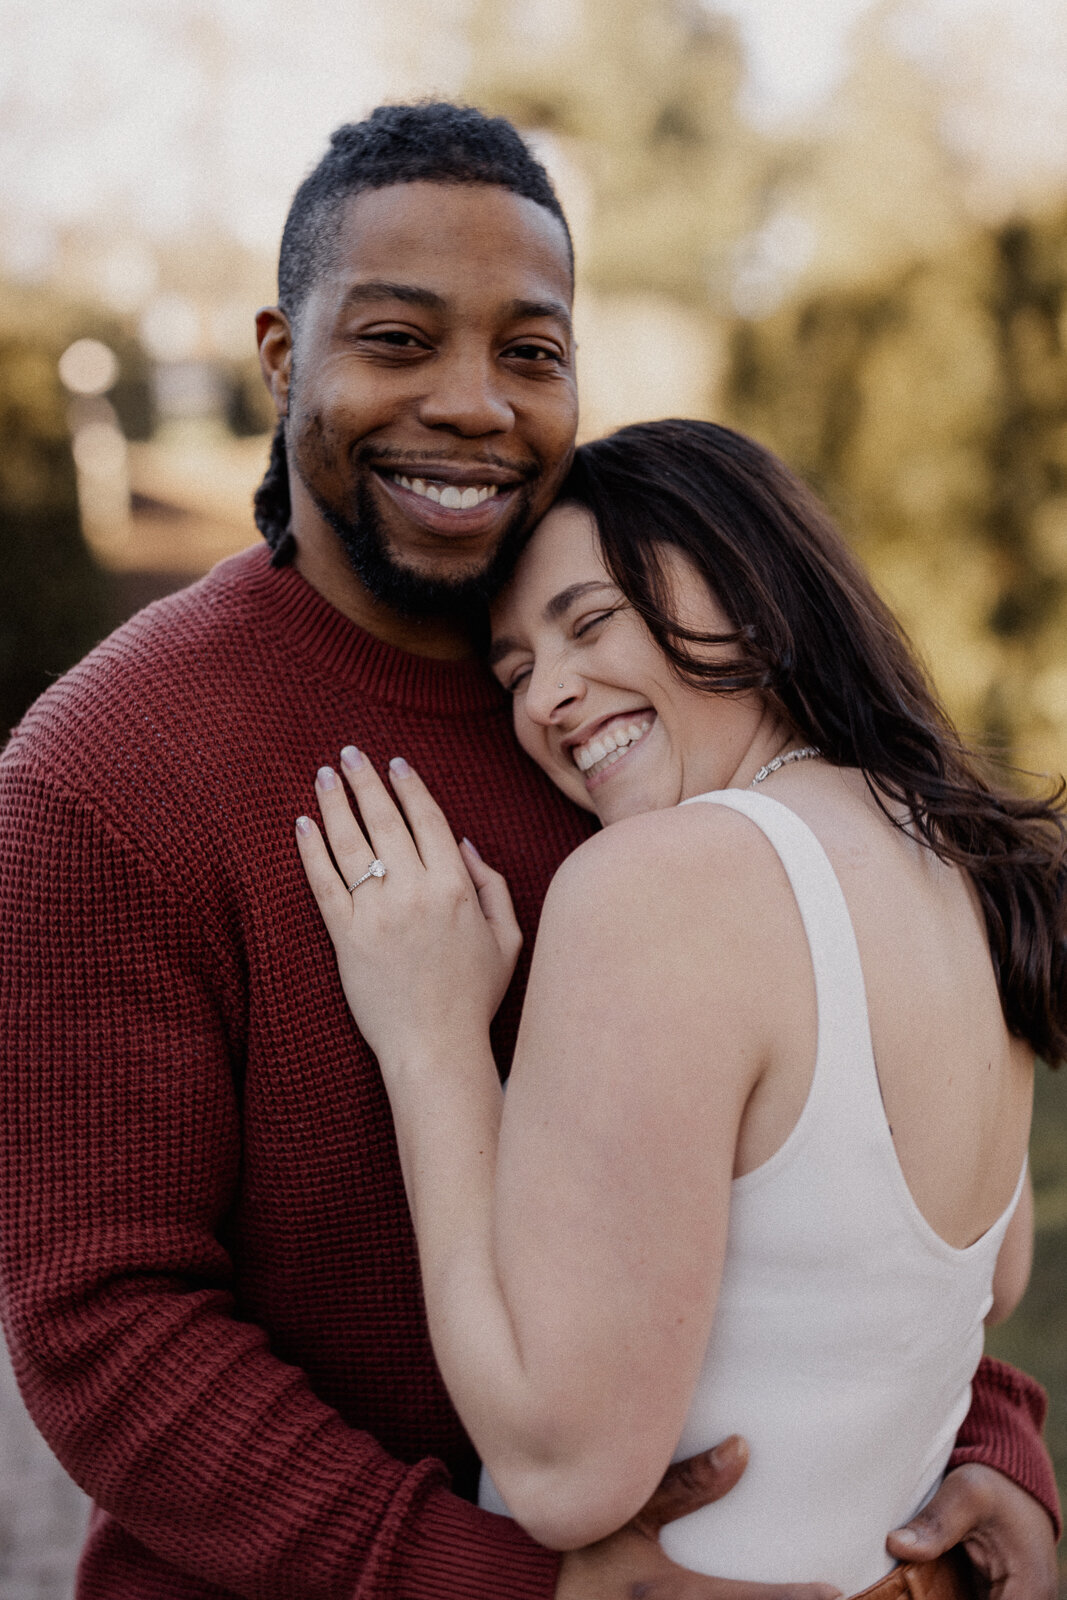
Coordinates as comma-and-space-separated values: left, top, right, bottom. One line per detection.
375, 1030, 499, 1090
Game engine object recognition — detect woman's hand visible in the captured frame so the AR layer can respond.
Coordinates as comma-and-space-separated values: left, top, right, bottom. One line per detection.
295, 747, 522, 1068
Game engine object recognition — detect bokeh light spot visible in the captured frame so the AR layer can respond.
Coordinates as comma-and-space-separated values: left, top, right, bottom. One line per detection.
58, 338, 119, 397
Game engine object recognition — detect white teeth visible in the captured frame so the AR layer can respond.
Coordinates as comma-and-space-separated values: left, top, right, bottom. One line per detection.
573, 717, 652, 775
392, 474, 500, 508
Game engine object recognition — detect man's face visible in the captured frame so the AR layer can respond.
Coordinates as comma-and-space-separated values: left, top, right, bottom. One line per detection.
268, 182, 578, 619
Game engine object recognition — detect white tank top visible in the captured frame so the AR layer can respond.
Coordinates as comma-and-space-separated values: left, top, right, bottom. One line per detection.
481, 790, 1025, 1595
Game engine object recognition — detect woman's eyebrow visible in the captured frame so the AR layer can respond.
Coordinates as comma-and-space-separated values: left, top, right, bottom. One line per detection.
488, 634, 521, 668
488, 582, 616, 667
543, 580, 615, 623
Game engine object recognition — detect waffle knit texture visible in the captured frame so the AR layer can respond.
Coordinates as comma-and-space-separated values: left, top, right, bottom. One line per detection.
949, 1356, 1059, 1538
0, 545, 1058, 1599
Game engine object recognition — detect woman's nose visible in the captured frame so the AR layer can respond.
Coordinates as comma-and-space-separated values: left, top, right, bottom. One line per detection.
525, 665, 583, 725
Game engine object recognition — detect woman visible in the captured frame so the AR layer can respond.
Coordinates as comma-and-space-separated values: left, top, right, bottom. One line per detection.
295, 420, 1063, 1595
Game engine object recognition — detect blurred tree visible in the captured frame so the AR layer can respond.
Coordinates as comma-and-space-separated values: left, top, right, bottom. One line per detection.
0, 284, 133, 744
724, 202, 1067, 777
467, 0, 764, 303
464, 0, 786, 434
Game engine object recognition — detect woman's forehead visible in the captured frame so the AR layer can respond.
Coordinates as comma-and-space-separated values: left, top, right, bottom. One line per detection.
492, 504, 607, 624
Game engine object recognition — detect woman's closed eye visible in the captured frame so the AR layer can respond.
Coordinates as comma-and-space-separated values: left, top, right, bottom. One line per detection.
495, 610, 625, 696
501, 662, 533, 696
573, 607, 622, 639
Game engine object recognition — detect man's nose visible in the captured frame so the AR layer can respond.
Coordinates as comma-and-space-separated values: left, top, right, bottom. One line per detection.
416, 351, 514, 436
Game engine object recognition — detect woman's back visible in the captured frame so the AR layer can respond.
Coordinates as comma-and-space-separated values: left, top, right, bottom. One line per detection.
729, 766, 1032, 1239
651, 779, 1031, 1593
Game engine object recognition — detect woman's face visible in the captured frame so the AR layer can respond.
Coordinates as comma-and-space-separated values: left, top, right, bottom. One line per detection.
489, 504, 780, 826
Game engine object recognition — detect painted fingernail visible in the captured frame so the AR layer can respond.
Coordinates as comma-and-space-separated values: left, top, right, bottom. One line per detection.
341, 745, 364, 769
461, 836, 480, 858
316, 766, 337, 790
389, 757, 411, 778
296, 816, 312, 836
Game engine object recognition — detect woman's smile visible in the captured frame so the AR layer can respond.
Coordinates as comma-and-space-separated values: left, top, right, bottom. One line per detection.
567, 711, 655, 782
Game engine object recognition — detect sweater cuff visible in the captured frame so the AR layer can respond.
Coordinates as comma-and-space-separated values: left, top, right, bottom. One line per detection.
948, 1356, 1061, 1541
396, 1484, 560, 1600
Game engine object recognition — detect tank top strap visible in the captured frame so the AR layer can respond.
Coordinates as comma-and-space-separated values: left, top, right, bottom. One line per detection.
681, 788, 885, 1127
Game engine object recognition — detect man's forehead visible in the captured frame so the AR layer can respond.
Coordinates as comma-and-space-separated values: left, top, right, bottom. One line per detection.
328, 181, 574, 306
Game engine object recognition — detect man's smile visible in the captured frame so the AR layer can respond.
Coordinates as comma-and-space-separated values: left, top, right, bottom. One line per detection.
392, 475, 499, 508
373, 463, 528, 542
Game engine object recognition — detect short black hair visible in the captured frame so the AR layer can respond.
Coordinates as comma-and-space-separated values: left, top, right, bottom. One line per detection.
278, 100, 573, 327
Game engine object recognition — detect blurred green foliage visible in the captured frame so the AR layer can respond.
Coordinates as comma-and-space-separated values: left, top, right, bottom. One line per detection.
0, 279, 278, 746
0, 286, 115, 743
723, 205, 1067, 780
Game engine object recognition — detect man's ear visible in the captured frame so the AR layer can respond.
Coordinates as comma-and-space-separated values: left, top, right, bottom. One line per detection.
256, 307, 293, 418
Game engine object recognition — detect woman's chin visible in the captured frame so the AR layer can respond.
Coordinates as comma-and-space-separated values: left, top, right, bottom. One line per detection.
540, 763, 600, 816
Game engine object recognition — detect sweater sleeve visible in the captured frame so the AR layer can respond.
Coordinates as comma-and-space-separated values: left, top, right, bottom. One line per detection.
947, 1356, 1061, 1540
0, 760, 560, 1600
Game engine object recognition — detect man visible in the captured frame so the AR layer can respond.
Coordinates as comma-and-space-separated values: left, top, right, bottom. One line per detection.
0, 103, 1058, 1599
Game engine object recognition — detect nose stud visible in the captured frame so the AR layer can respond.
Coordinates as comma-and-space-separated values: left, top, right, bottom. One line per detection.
558, 682, 564, 690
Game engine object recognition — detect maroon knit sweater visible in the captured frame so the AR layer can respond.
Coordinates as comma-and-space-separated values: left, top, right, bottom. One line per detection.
0, 546, 1058, 1600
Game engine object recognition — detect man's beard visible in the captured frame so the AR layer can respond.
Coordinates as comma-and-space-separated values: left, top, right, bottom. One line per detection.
312, 471, 536, 624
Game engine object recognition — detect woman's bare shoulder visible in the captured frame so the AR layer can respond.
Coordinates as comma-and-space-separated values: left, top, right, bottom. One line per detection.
543, 798, 791, 948
516, 797, 803, 1132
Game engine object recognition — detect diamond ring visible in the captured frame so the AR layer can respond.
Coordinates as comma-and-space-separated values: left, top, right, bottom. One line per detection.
349, 860, 387, 893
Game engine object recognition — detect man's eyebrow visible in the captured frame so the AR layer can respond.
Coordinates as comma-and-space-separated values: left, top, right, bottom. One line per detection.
340, 281, 447, 312
337, 287, 572, 331
488, 582, 614, 668
506, 298, 573, 333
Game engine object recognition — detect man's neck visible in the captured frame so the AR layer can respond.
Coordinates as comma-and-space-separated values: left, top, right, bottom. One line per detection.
291, 536, 477, 662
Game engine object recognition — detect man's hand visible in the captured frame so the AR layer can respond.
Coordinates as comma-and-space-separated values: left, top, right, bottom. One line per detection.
886, 1463, 1058, 1600
556, 1437, 842, 1600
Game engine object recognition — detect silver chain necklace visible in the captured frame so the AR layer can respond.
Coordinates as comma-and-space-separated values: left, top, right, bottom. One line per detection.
748, 745, 822, 788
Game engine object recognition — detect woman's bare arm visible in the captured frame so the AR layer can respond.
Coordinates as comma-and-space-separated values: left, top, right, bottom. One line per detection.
986, 1171, 1033, 1326
297, 756, 772, 1549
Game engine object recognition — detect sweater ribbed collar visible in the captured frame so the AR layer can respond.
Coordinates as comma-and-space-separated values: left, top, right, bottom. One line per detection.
224, 545, 508, 718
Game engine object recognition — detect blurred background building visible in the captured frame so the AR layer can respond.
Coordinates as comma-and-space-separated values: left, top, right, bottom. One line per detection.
1, 0, 1065, 1592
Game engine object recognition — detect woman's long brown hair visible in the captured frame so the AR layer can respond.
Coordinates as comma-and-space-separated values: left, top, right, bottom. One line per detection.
563, 419, 1067, 1065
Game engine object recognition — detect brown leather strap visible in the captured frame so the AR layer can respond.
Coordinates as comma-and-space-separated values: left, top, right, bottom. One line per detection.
850, 1550, 976, 1600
